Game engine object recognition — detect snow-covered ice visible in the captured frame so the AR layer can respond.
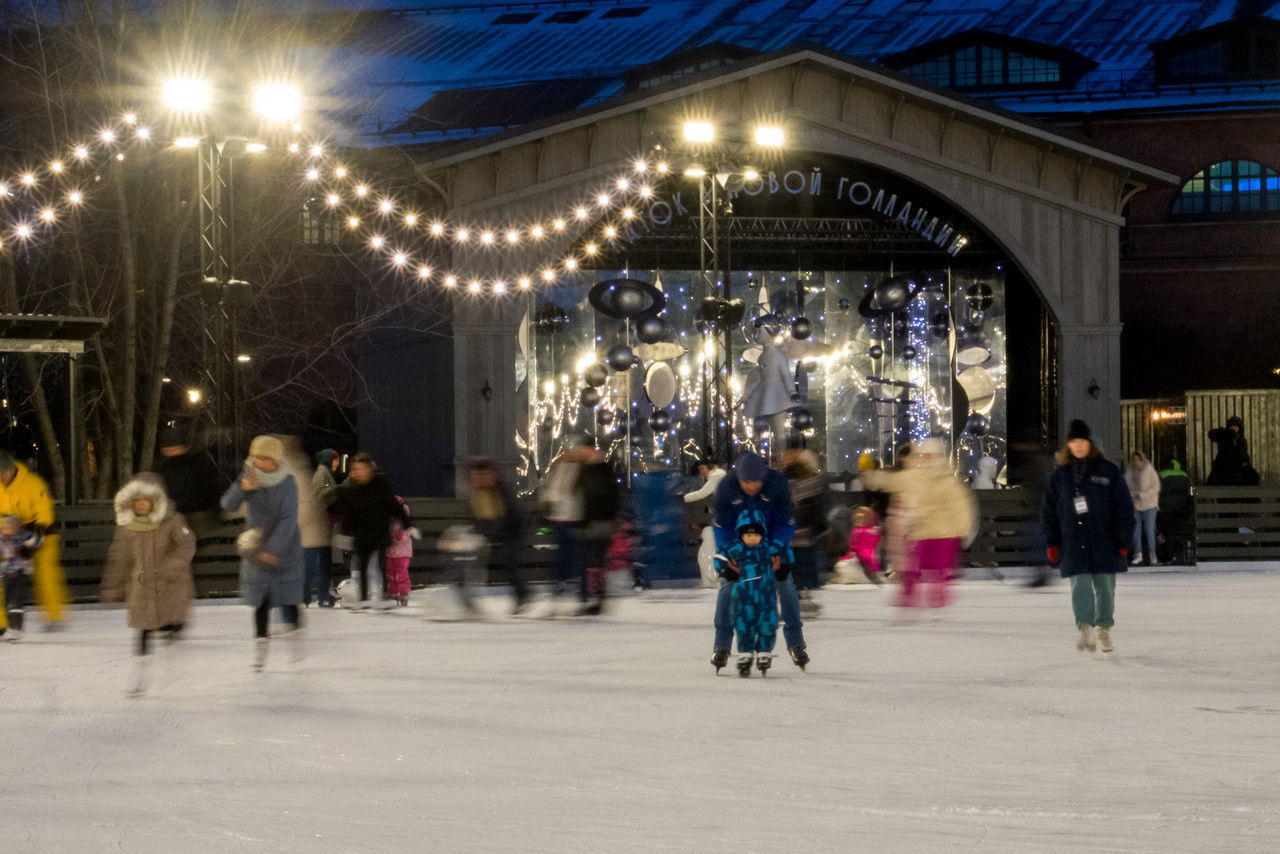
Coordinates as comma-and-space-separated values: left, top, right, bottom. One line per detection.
3, 571, 1279, 852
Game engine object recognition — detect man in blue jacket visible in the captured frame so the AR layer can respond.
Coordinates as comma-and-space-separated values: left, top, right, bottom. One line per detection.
710, 452, 809, 672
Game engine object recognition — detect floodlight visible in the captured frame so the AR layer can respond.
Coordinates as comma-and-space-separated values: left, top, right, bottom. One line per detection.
754, 125, 785, 147
683, 121, 715, 143
252, 83, 301, 123
162, 77, 212, 114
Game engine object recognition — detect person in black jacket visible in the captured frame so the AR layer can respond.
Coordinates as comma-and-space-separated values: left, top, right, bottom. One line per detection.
154, 428, 222, 541
1206, 416, 1255, 486
574, 439, 620, 616
329, 453, 408, 610
1042, 420, 1135, 654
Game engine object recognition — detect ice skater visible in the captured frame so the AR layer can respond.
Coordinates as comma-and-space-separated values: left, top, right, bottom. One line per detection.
716, 513, 784, 677
834, 506, 882, 584
1042, 420, 1135, 653
100, 474, 196, 695
710, 452, 806, 671
385, 495, 414, 606
0, 514, 40, 641
221, 436, 305, 670
863, 438, 977, 609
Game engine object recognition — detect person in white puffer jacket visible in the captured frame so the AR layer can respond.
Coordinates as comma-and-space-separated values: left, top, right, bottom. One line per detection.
1124, 451, 1161, 566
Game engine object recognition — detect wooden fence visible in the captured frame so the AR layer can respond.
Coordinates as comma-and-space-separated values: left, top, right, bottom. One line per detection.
1193, 487, 1280, 561
51, 487, 1280, 602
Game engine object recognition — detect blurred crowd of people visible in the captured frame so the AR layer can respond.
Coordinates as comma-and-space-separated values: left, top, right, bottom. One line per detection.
0, 411, 1258, 691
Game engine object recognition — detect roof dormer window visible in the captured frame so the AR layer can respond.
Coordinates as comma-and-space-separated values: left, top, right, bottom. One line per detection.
882, 29, 1094, 93
1154, 16, 1280, 84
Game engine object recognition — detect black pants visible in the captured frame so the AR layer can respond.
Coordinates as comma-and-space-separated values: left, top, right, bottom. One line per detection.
254, 595, 300, 638
137, 623, 185, 655
3, 572, 30, 632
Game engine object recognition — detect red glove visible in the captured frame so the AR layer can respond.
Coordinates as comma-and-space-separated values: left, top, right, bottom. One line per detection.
1118, 548, 1128, 557
1046, 546, 1059, 566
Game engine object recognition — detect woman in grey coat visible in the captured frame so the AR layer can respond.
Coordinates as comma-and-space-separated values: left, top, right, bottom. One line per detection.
220, 435, 304, 670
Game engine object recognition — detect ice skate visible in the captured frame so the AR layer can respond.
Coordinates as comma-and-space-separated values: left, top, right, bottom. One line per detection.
1097, 627, 1113, 653
736, 653, 754, 678
1076, 625, 1096, 652
788, 644, 809, 671
253, 637, 268, 671
3, 628, 22, 643
710, 648, 729, 673
1129, 552, 1142, 566
126, 656, 151, 697
755, 653, 772, 676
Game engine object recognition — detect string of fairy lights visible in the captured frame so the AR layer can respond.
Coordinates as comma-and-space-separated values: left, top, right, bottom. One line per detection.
301, 148, 675, 296
0, 113, 160, 251
2, 108, 658, 300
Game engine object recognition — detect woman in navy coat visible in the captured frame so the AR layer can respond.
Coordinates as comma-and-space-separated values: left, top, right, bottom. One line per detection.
1042, 420, 1135, 654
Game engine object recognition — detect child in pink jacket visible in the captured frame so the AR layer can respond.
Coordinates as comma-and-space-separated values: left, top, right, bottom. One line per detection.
842, 506, 882, 581
384, 496, 413, 606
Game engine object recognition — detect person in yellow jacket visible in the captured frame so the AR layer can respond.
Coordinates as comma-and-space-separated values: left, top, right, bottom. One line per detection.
0, 452, 68, 629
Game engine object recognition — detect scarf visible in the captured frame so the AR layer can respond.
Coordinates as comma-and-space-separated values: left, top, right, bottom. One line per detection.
248, 459, 289, 488
126, 514, 160, 532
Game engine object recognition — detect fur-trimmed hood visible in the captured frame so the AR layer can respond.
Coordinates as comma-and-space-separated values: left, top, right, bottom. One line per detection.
113, 473, 172, 526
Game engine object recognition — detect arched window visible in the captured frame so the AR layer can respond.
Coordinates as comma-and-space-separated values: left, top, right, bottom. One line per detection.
1171, 160, 1280, 218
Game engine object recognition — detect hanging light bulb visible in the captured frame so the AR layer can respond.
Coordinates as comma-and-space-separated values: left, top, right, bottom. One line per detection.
347, 216, 360, 229
417, 266, 431, 279
531, 224, 545, 238
505, 229, 520, 244
354, 184, 369, 197
391, 252, 407, 266
456, 228, 470, 242
368, 234, 385, 249
378, 199, 394, 214
404, 213, 418, 227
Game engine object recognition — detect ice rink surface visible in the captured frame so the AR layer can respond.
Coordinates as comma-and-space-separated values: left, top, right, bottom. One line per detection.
3, 571, 1279, 853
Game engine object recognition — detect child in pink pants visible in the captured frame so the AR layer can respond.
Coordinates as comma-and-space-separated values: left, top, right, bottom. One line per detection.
385, 496, 413, 606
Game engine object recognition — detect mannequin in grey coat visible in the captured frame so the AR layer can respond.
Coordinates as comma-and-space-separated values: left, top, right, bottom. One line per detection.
743, 326, 796, 453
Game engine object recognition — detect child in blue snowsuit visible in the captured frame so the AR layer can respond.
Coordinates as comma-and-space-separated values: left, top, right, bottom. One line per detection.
716, 514, 786, 676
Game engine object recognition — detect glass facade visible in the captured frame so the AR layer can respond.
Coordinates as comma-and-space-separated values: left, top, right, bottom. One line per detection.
517, 266, 1007, 490
907, 45, 1061, 89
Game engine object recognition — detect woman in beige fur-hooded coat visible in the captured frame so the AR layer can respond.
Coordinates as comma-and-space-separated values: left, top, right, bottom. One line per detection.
101, 473, 197, 631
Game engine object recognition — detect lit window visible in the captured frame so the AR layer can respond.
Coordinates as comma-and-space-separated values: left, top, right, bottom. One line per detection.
1172, 160, 1280, 219
302, 198, 339, 246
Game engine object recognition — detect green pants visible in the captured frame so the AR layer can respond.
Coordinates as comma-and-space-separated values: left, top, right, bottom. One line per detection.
1069, 573, 1116, 628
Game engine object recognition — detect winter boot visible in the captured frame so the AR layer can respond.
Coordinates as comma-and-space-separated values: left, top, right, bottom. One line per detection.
1097, 627, 1113, 653
736, 653, 754, 678
755, 653, 773, 676
1076, 625, 1096, 652
253, 637, 269, 671
710, 648, 730, 673
127, 655, 151, 697
788, 645, 810, 671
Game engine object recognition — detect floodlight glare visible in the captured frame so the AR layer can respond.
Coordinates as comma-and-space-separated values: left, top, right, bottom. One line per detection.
162, 77, 212, 114
252, 83, 301, 123
754, 125, 785, 147
174, 137, 201, 149
683, 121, 715, 143
684, 166, 707, 178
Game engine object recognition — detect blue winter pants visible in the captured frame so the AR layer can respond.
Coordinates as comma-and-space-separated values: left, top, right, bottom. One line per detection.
1132, 508, 1157, 561
303, 546, 333, 605
714, 571, 804, 650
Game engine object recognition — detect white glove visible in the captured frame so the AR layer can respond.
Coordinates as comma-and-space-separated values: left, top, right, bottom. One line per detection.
408, 526, 423, 541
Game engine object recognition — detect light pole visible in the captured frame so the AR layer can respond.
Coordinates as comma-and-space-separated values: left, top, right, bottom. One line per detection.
161, 75, 301, 472
680, 120, 785, 460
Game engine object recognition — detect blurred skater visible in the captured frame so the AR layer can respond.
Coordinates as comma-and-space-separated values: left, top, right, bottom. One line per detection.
1042, 420, 1135, 653
100, 474, 196, 695
0, 451, 69, 630
221, 436, 305, 670
329, 453, 408, 611
865, 438, 977, 609
468, 458, 529, 614
715, 513, 782, 677
833, 506, 882, 584
1158, 458, 1194, 565
385, 496, 415, 606
299, 448, 339, 607
0, 514, 40, 641
779, 440, 829, 616
683, 458, 726, 589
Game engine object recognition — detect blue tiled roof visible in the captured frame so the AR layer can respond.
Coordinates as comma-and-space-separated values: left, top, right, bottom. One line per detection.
321, 0, 1280, 145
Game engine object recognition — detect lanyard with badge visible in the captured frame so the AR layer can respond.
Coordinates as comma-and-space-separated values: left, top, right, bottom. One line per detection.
1071, 461, 1089, 516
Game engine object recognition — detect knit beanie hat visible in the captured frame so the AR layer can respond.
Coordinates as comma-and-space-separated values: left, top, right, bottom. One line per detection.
248, 435, 285, 462
735, 452, 768, 482
1066, 419, 1091, 442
